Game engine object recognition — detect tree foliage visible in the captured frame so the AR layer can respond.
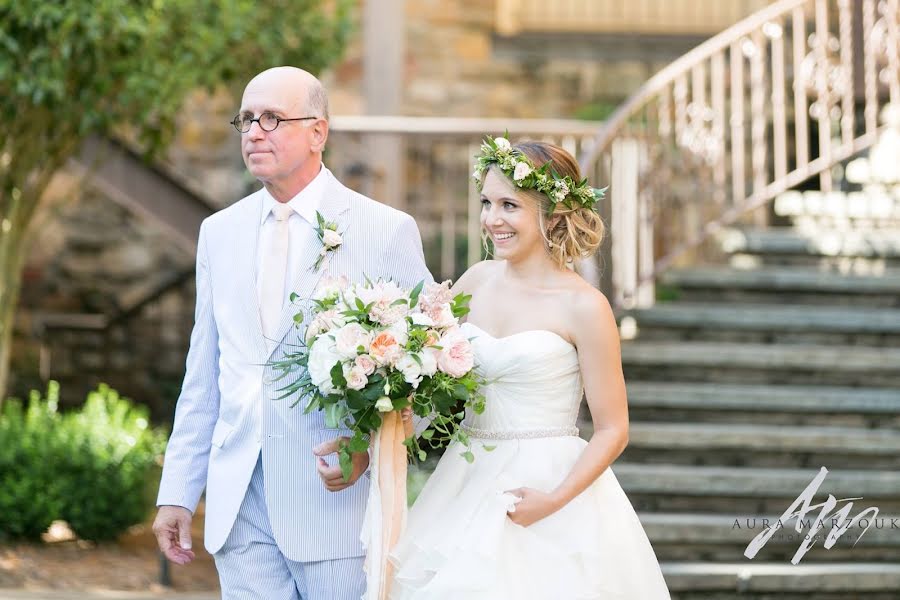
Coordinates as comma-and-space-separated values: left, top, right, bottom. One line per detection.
0, 0, 353, 397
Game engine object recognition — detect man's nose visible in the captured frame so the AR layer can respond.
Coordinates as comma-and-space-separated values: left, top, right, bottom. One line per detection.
246, 121, 266, 140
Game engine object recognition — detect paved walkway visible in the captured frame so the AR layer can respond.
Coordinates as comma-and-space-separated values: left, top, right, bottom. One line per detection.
0, 591, 218, 600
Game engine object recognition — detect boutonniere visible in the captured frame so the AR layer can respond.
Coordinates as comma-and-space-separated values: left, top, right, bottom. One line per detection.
313, 210, 343, 270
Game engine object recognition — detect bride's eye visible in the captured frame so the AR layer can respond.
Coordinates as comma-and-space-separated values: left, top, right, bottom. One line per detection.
480, 198, 490, 207
504, 201, 517, 210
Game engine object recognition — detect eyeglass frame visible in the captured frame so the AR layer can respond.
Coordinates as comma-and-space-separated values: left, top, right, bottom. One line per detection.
231, 111, 320, 133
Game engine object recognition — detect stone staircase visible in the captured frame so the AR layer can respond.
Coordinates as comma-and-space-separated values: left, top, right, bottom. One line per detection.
610, 220, 900, 598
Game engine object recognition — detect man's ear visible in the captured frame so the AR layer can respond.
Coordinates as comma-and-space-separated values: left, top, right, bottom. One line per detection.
310, 119, 329, 153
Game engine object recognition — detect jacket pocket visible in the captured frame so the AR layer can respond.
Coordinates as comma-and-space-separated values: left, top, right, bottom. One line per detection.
211, 418, 236, 449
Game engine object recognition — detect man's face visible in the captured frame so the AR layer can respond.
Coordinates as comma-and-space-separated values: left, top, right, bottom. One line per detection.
238, 78, 319, 185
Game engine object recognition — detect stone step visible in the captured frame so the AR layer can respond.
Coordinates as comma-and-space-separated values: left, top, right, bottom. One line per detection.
720, 228, 900, 259
621, 341, 900, 386
625, 302, 900, 345
662, 562, 900, 598
613, 463, 900, 514
645, 512, 900, 563
622, 422, 900, 469
661, 266, 900, 307
624, 382, 900, 429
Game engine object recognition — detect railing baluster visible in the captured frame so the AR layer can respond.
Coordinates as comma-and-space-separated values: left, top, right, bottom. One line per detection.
730, 41, 746, 206
888, 0, 900, 105
467, 143, 482, 268
659, 85, 672, 138
750, 31, 768, 199
793, 5, 810, 169
815, 0, 833, 192
712, 52, 727, 205
674, 74, 689, 145
838, 0, 855, 146
771, 19, 788, 181
863, 0, 878, 134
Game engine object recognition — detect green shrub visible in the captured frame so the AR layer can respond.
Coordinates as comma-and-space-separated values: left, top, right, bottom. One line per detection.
0, 382, 167, 542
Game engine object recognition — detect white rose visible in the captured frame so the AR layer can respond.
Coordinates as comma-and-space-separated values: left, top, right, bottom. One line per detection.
494, 137, 511, 151
396, 354, 423, 388
345, 365, 368, 391
322, 229, 343, 248
387, 320, 410, 346
513, 162, 532, 181
313, 276, 348, 301
334, 323, 369, 359
375, 396, 394, 412
411, 312, 434, 327
419, 350, 438, 377
307, 336, 342, 395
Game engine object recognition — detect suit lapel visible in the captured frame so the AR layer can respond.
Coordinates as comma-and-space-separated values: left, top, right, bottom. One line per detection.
232, 193, 268, 361
267, 173, 352, 359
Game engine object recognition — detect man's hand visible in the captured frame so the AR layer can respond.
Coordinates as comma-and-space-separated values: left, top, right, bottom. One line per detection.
153, 506, 196, 565
313, 436, 370, 492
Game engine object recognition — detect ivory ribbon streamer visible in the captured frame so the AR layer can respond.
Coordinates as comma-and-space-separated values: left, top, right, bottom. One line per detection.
362, 410, 408, 600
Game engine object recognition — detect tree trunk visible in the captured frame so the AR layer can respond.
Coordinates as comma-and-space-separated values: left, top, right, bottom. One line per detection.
0, 187, 34, 403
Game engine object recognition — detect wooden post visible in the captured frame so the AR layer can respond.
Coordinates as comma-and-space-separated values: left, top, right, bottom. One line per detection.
363, 0, 406, 209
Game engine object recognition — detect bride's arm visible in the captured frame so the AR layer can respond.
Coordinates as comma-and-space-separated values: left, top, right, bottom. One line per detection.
552, 290, 629, 500
506, 289, 629, 526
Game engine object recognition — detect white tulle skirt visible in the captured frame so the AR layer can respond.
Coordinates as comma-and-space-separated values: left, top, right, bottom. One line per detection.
389, 436, 671, 599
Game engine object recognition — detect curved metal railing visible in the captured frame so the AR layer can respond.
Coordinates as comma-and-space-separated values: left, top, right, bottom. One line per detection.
578, 0, 900, 308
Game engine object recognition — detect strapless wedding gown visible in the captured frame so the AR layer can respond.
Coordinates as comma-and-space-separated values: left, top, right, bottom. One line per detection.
389, 322, 670, 599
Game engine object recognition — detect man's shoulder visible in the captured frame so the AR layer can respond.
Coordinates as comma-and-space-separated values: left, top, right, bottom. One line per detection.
346, 189, 413, 226
202, 190, 263, 231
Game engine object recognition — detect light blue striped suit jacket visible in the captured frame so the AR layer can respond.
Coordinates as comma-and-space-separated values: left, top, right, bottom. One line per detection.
157, 168, 433, 561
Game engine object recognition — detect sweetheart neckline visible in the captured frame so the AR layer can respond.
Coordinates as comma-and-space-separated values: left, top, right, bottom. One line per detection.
462, 322, 575, 349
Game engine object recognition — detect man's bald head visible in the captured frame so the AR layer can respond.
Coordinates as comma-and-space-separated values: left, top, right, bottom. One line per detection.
242, 67, 329, 121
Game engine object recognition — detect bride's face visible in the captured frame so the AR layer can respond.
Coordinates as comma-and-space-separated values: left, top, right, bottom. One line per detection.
479, 169, 544, 261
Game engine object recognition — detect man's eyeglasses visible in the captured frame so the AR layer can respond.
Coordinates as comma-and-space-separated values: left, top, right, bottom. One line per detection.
231, 112, 318, 133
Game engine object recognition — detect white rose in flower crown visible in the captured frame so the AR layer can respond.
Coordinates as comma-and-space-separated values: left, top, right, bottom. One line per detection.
513, 162, 532, 181
396, 354, 423, 388
419, 349, 438, 377
334, 323, 370, 359
375, 396, 394, 412
494, 137, 511, 151
345, 365, 369, 391
308, 335, 343, 395
322, 229, 343, 248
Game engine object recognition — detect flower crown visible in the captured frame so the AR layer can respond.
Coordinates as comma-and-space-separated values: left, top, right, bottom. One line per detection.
472, 133, 607, 215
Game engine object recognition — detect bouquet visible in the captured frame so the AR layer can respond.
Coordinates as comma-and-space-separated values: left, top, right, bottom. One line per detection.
270, 276, 486, 480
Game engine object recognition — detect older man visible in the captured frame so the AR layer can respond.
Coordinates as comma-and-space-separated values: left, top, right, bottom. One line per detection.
152, 67, 431, 599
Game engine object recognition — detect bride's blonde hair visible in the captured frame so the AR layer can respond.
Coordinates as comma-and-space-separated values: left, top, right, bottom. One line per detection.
486, 141, 605, 268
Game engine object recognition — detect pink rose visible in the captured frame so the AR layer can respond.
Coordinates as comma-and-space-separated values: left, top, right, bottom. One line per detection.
437, 335, 474, 378
355, 354, 376, 376
345, 365, 368, 391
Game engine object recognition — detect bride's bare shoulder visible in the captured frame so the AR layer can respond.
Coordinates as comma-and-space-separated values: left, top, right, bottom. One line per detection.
451, 260, 502, 295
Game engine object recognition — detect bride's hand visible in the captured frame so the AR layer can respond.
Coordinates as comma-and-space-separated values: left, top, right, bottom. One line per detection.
503, 487, 562, 527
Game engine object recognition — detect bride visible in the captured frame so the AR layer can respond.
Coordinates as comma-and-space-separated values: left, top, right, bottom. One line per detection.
389, 137, 671, 599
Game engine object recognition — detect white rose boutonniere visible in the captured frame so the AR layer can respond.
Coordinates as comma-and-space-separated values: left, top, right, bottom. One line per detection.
313, 211, 343, 270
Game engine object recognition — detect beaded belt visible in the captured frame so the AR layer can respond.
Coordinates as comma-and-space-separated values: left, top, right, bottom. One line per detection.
461, 424, 579, 440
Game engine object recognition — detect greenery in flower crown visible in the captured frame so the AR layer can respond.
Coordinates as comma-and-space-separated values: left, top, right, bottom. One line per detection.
472, 133, 607, 215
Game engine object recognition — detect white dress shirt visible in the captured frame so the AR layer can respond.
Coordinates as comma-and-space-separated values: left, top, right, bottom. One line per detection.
256, 165, 329, 311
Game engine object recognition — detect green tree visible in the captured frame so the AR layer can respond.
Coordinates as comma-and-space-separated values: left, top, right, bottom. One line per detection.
0, 0, 352, 398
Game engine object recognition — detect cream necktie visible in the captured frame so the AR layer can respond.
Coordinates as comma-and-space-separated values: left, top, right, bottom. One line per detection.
259, 203, 294, 344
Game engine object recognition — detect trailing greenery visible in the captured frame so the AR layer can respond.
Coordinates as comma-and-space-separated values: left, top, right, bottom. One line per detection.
0, 382, 167, 542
